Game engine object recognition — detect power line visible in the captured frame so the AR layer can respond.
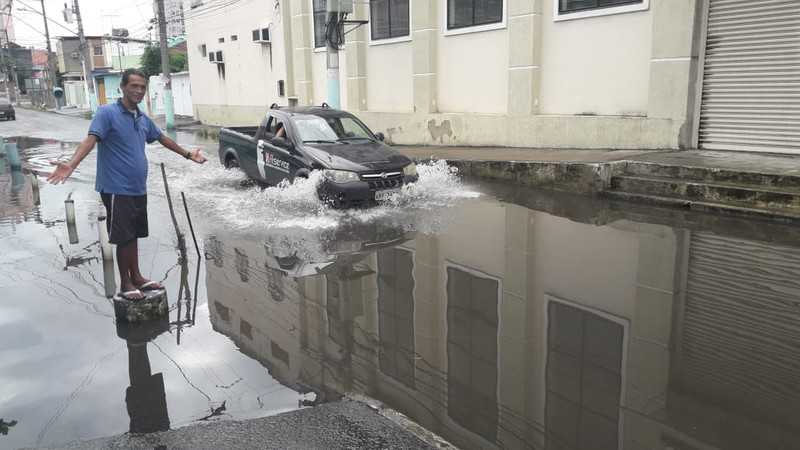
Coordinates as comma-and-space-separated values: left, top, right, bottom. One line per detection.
14, 0, 78, 36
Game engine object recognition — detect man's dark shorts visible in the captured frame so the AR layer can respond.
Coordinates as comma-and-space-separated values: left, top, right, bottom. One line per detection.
100, 193, 149, 245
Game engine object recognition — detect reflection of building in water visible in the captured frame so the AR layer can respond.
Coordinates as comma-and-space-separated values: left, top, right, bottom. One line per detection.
206, 200, 800, 450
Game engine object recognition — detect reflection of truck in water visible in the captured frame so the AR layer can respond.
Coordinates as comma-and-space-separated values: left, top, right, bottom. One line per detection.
218, 105, 418, 208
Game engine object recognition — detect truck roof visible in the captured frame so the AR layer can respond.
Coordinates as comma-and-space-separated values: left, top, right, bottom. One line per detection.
268, 104, 352, 118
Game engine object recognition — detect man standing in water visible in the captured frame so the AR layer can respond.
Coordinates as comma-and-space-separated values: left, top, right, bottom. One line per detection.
48, 68, 207, 300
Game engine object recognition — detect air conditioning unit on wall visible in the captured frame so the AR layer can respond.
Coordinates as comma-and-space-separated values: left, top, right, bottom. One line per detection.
252, 27, 270, 44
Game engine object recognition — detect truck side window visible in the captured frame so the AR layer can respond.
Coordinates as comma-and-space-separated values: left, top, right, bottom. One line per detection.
255, 116, 274, 141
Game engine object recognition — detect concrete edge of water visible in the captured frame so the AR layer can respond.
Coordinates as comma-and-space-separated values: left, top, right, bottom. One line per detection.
21, 397, 448, 450
345, 393, 459, 449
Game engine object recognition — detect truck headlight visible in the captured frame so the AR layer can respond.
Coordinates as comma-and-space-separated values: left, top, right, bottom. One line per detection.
403, 163, 417, 177
323, 170, 359, 183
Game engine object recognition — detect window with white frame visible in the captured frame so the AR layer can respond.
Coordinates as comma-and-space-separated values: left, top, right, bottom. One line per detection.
545, 300, 624, 450
378, 248, 415, 389
371, 0, 410, 41
313, 0, 327, 48
446, 266, 499, 443
447, 0, 503, 30
557, 0, 644, 16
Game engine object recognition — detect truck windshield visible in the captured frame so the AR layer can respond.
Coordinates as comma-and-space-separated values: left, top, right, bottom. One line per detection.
294, 115, 373, 143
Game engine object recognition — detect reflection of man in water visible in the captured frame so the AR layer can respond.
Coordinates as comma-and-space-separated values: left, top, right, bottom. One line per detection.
117, 320, 171, 433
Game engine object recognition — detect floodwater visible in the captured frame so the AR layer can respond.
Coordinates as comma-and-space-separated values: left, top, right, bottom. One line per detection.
3, 134, 800, 450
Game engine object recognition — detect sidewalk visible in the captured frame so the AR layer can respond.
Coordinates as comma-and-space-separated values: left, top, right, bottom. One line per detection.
398, 145, 800, 221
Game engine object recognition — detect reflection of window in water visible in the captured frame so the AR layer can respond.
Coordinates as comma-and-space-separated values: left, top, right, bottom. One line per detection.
214, 301, 230, 322
378, 249, 415, 388
235, 248, 249, 283
271, 341, 290, 367
240, 318, 253, 340
446, 266, 498, 443
205, 236, 224, 268
326, 277, 344, 346
546, 301, 624, 450
266, 267, 286, 302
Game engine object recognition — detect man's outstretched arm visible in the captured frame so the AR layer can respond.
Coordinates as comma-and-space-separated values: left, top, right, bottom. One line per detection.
47, 134, 98, 184
157, 134, 207, 164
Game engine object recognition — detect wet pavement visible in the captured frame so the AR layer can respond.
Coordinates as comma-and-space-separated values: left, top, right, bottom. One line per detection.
3, 109, 800, 450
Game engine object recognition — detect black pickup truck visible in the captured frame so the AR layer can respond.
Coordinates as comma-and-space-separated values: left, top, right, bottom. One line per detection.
218, 105, 418, 208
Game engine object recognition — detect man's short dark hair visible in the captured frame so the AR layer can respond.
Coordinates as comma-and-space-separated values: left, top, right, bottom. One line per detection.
121, 68, 147, 86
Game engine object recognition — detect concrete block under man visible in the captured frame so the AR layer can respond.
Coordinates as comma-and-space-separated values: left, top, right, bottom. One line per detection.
48, 68, 207, 300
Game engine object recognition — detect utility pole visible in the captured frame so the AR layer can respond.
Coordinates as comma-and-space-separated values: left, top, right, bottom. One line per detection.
40, 0, 57, 108
155, 0, 174, 129
73, 0, 96, 112
325, 2, 342, 109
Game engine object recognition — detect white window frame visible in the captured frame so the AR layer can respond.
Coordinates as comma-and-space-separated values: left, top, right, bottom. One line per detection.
553, 0, 649, 22
311, 0, 327, 51
369, 0, 413, 46
442, 0, 507, 37
542, 294, 629, 450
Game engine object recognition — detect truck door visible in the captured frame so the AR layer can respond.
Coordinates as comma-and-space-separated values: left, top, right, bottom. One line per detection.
257, 117, 297, 186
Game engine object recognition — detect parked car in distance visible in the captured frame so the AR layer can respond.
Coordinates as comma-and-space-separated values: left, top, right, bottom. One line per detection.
0, 102, 15, 121
218, 104, 418, 208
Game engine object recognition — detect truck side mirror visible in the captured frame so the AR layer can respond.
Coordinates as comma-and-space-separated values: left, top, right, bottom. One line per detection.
375, 132, 385, 142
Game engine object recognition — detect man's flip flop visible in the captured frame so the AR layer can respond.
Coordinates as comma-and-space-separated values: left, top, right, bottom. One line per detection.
120, 289, 144, 301
138, 281, 163, 291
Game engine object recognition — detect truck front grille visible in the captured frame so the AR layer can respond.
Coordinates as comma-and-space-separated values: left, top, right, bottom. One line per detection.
361, 172, 403, 190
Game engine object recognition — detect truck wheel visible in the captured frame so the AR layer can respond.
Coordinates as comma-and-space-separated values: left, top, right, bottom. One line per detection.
224, 156, 239, 169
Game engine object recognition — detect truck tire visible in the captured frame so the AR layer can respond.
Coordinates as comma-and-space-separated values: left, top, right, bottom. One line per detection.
224, 155, 239, 169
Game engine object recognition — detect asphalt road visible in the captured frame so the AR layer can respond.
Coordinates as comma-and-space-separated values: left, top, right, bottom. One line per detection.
27, 400, 439, 450
0, 107, 91, 143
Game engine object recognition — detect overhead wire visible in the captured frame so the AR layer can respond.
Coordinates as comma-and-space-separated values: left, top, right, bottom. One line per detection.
14, 0, 78, 36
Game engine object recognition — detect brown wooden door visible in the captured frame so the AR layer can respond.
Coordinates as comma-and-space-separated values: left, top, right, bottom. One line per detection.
97, 78, 106, 105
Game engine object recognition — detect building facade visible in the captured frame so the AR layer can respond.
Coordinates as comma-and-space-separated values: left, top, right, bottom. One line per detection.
186, 0, 798, 154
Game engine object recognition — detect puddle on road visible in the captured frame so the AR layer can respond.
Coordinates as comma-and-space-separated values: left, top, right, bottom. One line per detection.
3, 137, 800, 450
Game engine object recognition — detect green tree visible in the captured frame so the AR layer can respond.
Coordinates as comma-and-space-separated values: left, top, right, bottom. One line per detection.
139, 45, 188, 78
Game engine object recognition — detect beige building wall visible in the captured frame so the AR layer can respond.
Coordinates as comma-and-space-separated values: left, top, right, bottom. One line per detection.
366, 42, 413, 113
186, 0, 702, 149
538, 2, 653, 116
185, 0, 289, 125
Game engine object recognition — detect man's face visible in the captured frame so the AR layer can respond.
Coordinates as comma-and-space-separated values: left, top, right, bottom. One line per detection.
121, 74, 147, 105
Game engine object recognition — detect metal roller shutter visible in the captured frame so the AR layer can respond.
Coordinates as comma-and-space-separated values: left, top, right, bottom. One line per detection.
679, 232, 800, 426
699, 0, 800, 154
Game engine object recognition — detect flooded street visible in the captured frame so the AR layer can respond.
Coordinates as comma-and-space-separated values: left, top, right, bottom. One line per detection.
3, 110, 800, 450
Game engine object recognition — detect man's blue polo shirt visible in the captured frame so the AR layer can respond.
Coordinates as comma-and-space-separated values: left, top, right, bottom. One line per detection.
89, 100, 162, 196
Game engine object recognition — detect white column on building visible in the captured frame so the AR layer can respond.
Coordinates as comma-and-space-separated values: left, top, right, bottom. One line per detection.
411, 0, 437, 114
507, 0, 542, 116
647, 0, 703, 148
290, 0, 315, 105
345, 1, 368, 111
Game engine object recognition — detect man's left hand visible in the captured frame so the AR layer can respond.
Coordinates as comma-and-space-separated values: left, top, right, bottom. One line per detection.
187, 149, 208, 164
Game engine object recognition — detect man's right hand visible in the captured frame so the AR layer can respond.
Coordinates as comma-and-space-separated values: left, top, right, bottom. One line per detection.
47, 161, 75, 184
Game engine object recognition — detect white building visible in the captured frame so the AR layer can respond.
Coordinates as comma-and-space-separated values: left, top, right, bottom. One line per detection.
186, 0, 800, 154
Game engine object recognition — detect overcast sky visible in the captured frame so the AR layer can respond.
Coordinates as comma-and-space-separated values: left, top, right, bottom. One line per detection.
13, 0, 156, 49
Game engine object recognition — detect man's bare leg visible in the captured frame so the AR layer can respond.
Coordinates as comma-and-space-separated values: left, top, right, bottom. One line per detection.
117, 240, 143, 299
129, 239, 163, 290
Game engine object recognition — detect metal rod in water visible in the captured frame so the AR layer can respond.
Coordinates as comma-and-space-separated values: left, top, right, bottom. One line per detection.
160, 163, 185, 251
180, 192, 200, 259
65, 194, 78, 244
31, 174, 40, 206
98, 217, 116, 298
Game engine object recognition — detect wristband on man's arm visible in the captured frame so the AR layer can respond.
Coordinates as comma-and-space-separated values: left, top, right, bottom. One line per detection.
184, 150, 192, 160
